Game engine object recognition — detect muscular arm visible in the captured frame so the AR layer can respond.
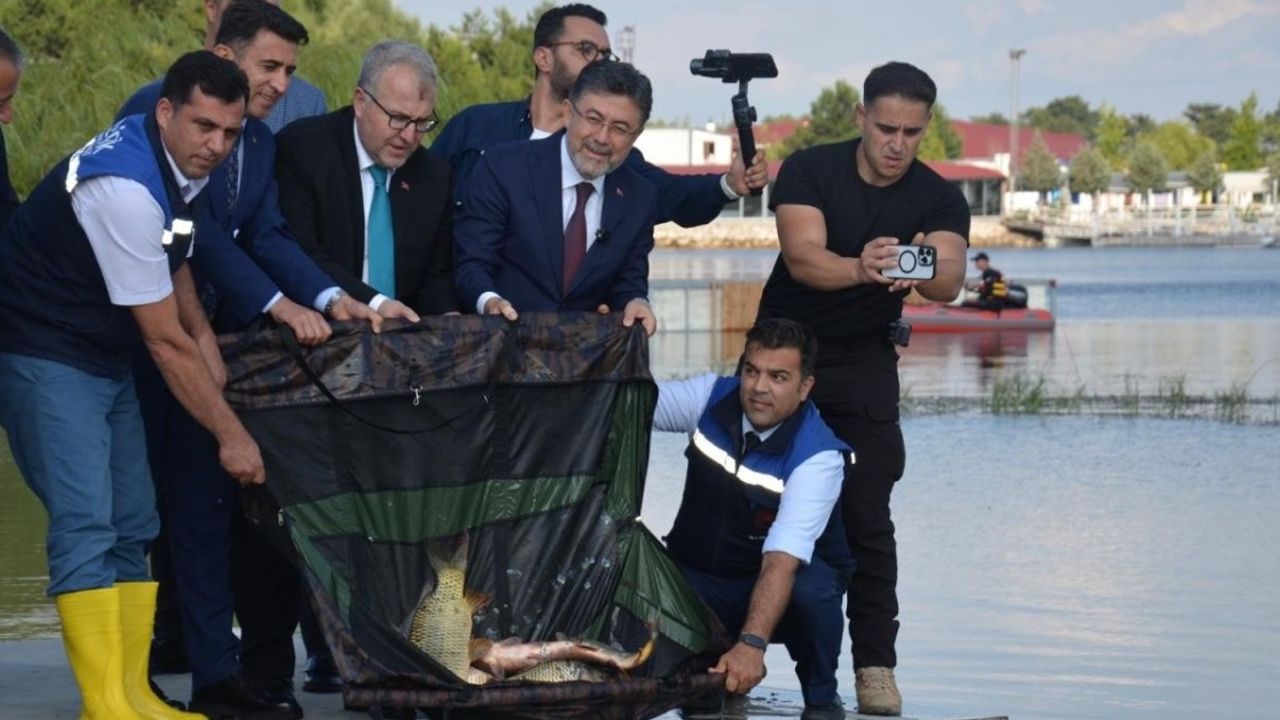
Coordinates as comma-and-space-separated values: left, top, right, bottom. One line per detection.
712, 551, 801, 694
172, 264, 226, 388
132, 266, 264, 485
775, 204, 867, 290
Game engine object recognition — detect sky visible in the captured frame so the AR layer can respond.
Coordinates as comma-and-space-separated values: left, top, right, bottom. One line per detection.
396, 0, 1280, 127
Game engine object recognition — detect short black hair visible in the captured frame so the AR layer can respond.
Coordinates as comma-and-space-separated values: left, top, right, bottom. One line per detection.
0, 26, 23, 69
215, 0, 309, 52
569, 60, 652, 124
160, 50, 249, 109
533, 3, 608, 49
864, 61, 937, 109
745, 318, 818, 378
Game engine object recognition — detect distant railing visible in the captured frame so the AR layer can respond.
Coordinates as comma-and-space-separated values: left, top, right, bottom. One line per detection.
1009, 204, 1279, 245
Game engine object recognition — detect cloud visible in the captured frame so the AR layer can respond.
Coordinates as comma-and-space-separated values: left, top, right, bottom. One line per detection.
1038, 0, 1280, 69
1016, 0, 1048, 15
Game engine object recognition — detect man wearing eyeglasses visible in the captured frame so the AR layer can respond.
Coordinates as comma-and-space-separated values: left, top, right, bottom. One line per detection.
275, 40, 456, 319
430, 3, 769, 228
454, 60, 659, 334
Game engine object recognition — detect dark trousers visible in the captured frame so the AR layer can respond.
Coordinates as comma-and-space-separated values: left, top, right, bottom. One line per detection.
233, 487, 302, 687
811, 357, 906, 670
136, 368, 241, 689
677, 558, 849, 706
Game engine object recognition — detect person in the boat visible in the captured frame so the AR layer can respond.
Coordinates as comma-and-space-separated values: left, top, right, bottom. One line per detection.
964, 252, 1025, 309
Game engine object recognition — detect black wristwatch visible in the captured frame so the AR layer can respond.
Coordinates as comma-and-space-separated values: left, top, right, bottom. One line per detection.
738, 632, 768, 651
323, 289, 346, 316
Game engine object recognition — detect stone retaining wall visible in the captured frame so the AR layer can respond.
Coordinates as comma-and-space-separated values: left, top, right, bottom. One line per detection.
654, 216, 1037, 249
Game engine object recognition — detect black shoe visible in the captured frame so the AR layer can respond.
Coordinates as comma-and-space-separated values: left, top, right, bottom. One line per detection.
261, 678, 305, 719
301, 653, 343, 694
148, 637, 191, 675
801, 697, 847, 720
149, 677, 187, 710
190, 670, 302, 720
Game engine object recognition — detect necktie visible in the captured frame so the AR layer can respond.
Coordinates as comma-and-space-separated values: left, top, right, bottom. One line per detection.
367, 165, 396, 298
741, 430, 762, 461
563, 182, 594, 295
225, 136, 240, 212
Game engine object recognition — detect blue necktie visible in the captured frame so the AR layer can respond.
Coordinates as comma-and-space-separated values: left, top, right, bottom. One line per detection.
367, 165, 395, 298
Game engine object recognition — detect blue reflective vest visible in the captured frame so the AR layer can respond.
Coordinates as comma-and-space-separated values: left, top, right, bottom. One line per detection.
0, 114, 194, 378
665, 376, 854, 577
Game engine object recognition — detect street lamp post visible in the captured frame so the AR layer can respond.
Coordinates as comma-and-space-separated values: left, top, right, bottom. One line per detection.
1008, 48, 1026, 214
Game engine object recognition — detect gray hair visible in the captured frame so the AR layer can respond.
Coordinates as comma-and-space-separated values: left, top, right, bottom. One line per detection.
0, 26, 24, 70
357, 41, 437, 98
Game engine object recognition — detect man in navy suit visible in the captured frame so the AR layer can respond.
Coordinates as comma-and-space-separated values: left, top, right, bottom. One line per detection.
118, 3, 392, 717
429, 3, 768, 226
455, 60, 658, 335
0, 27, 22, 229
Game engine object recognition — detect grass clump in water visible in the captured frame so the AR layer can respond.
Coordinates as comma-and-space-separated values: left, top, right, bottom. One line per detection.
991, 374, 1048, 414
1214, 383, 1249, 424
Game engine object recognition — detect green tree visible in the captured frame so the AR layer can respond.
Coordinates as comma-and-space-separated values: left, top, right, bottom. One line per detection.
1068, 147, 1111, 197
1183, 102, 1236, 146
1094, 106, 1130, 168
1125, 113, 1156, 138
1126, 141, 1168, 196
1221, 93, 1262, 170
917, 102, 963, 161
1022, 95, 1099, 140
0, 0, 546, 194
1186, 150, 1224, 202
774, 80, 860, 159
970, 112, 1008, 125
1020, 133, 1061, 203
1138, 121, 1215, 170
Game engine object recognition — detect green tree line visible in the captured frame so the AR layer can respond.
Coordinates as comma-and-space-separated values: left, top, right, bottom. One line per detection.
0, 0, 549, 195
776, 83, 1280, 198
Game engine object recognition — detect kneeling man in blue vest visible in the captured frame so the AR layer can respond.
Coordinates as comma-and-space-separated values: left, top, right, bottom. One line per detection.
655, 318, 853, 720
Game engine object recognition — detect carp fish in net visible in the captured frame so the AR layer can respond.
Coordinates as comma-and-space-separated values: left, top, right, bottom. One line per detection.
408, 539, 653, 685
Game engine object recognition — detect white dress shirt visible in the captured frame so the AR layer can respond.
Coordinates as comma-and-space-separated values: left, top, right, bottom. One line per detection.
73, 147, 205, 306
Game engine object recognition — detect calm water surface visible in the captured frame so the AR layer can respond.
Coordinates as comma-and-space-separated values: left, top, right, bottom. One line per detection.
2, 246, 1278, 719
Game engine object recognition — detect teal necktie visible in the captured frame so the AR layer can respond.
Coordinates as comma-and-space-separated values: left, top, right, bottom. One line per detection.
367, 165, 395, 298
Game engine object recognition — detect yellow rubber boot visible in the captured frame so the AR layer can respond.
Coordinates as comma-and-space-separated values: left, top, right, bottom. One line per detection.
117, 581, 206, 719
55, 586, 147, 720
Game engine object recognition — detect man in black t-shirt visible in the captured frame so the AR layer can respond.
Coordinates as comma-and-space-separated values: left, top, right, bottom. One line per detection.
756, 61, 969, 717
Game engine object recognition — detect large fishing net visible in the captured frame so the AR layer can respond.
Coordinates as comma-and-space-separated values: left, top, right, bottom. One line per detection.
220, 314, 728, 718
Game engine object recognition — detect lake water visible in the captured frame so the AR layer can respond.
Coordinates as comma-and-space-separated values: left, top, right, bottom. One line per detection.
2, 246, 1278, 719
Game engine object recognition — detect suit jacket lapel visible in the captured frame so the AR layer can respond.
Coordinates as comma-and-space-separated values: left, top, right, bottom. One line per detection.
337, 109, 367, 273
531, 137, 565, 295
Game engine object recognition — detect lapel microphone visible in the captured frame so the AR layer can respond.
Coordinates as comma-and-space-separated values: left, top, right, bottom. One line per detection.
595, 229, 610, 244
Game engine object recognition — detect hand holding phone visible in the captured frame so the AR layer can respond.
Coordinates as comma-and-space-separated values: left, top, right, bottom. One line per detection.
883, 244, 936, 281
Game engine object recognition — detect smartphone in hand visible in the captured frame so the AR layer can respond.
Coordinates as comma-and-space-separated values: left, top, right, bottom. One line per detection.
883, 244, 936, 281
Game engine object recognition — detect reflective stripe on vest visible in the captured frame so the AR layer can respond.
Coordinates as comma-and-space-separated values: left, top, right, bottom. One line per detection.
691, 428, 785, 496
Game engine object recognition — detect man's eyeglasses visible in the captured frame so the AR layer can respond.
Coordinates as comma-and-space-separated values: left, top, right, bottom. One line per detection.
569, 102, 639, 140
545, 40, 618, 64
360, 87, 438, 133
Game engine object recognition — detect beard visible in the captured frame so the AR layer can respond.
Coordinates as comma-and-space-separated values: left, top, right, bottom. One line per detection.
549, 58, 576, 101
568, 139, 619, 180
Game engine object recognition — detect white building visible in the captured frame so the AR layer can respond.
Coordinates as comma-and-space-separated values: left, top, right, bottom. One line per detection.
633, 126, 733, 167
1223, 169, 1274, 206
